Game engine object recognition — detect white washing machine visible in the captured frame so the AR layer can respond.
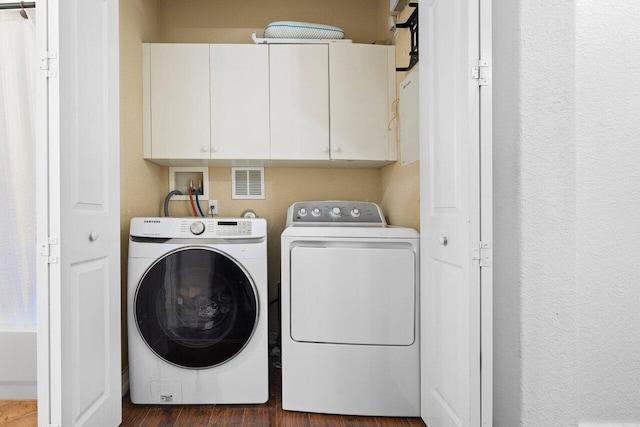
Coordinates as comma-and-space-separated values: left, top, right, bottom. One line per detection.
281, 201, 420, 416
127, 217, 268, 404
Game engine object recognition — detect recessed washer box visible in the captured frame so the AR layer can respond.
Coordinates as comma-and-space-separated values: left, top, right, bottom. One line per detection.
169, 166, 209, 200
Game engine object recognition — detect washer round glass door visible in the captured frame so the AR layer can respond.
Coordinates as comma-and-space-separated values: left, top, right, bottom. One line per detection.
135, 247, 258, 369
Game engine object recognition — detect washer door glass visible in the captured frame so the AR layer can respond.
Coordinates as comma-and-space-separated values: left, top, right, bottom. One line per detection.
135, 247, 258, 368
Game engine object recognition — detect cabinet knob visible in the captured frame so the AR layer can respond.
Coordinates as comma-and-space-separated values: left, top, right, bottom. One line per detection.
89, 231, 99, 242
201, 146, 209, 153
439, 236, 448, 246
211, 146, 219, 153
323, 147, 330, 154
332, 146, 341, 153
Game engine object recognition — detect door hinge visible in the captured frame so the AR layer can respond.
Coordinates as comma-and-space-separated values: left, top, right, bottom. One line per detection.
471, 60, 490, 86
471, 241, 491, 267
40, 51, 58, 78
39, 237, 59, 264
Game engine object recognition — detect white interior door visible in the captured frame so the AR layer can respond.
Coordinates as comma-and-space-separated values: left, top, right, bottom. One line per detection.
419, 0, 491, 426
37, 0, 122, 426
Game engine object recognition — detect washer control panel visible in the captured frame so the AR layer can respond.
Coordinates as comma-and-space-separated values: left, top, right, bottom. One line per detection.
288, 201, 386, 226
179, 219, 253, 237
130, 217, 265, 240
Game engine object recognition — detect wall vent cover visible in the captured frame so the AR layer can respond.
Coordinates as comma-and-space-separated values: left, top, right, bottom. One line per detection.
232, 167, 265, 199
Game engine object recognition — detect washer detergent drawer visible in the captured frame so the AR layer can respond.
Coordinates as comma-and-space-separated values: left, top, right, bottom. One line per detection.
290, 246, 415, 345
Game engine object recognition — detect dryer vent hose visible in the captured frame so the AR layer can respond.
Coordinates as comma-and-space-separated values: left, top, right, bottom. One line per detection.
163, 190, 184, 217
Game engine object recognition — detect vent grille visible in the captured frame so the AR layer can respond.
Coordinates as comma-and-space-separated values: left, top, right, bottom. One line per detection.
232, 167, 265, 199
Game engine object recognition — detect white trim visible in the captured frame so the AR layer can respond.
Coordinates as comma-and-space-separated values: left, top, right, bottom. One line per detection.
480, 0, 494, 426
36, 0, 52, 424
0, 328, 37, 399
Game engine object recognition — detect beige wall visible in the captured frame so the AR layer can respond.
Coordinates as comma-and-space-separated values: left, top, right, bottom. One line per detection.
380, 2, 420, 231
119, 0, 166, 367
157, 0, 387, 44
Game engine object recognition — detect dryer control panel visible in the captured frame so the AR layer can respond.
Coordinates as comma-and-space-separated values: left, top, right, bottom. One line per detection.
287, 201, 386, 227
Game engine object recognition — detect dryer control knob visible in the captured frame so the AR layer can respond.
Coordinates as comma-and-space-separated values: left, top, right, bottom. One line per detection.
298, 208, 308, 217
331, 207, 341, 217
350, 208, 361, 217
190, 221, 205, 235
311, 208, 322, 217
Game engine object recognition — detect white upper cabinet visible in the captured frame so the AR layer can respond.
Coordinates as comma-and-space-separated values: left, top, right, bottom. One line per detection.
143, 43, 396, 166
269, 45, 330, 160
210, 45, 270, 159
329, 44, 397, 161
143, 44, 210, 159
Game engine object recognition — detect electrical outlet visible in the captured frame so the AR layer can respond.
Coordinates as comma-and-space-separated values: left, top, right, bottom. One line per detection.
208, 200, 218, 216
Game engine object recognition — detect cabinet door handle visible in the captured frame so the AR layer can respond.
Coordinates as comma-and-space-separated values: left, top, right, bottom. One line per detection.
201, 146, 209, 153
332, 146, 341, 153
323, 147, 330, 154
211, 146, 219, 153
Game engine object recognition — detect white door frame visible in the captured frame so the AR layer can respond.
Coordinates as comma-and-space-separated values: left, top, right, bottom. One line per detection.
479, 0, 493, 425
36, 0, 53, 423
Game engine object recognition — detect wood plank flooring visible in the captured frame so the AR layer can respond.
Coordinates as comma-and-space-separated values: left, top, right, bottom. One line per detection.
0, 365, 425, 426
0, 400, 37, 427
122, 364, 425, 427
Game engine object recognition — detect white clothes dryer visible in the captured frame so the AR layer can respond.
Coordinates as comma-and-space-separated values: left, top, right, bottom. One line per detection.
127, 217, 268, 404
281, 201, 420, 416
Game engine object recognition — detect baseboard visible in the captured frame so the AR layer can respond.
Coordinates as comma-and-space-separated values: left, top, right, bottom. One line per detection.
0, 327, 37, 399
122, 366, 130, 397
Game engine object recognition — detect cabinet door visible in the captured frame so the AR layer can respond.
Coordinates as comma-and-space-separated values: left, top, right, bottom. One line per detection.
270, 45, 330, 160
146, 44, 210, 159
329, 44, 395, 161
210, 45, 270, 159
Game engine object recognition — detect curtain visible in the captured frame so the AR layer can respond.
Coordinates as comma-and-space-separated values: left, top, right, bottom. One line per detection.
0, 9, 37, 326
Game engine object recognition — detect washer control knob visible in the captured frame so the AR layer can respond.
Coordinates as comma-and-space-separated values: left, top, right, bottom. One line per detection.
331, 207, 342, 217
190, 221, 205, 235
311, 208, 322, 217
298, 208, 308, 217
350, 208, 360, 217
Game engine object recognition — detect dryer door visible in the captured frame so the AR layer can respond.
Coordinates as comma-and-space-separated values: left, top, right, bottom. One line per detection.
135, 247, 258, 368
290, 245, 416, 345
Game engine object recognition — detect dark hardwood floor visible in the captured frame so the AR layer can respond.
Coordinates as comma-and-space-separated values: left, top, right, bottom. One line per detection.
0, 363, 424, 426
122, 363, 425, 427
